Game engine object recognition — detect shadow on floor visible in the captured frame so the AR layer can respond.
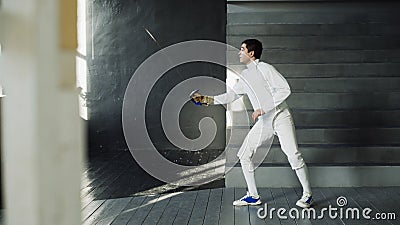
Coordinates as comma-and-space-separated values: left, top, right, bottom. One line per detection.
82, 150, 225, 200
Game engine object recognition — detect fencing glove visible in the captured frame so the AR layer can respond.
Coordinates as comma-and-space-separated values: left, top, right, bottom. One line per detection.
189, 90, 214, 106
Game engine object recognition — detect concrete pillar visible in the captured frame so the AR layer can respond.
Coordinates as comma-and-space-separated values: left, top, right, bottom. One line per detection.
0, 0, 83, 225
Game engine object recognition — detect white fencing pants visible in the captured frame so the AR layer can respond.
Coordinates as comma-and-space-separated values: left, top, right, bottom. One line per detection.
237, 105, 312, 196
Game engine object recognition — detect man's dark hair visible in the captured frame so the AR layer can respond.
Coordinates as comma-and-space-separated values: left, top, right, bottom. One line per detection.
242, 39, 263, 59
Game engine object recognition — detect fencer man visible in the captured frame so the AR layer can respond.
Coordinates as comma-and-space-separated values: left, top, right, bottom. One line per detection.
191, 39, 313, 208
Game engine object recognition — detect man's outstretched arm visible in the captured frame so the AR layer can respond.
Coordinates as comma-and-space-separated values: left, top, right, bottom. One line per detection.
190, 80, 245, 106
190, 91, 215, 106
190, 89, 243, 106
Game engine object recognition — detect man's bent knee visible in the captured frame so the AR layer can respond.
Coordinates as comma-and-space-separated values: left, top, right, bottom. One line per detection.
288, 156, 305, 170
239, 157, 255, 172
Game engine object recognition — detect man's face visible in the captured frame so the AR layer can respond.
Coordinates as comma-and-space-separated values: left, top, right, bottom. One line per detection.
238, 43, 253, 64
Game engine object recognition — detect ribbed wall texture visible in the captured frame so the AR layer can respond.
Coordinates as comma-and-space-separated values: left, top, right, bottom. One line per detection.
226, 1, 400, 166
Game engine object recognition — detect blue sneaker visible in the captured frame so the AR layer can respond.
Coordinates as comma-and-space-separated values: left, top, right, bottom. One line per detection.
233, 192, 262, 206
296, 193, 313, 208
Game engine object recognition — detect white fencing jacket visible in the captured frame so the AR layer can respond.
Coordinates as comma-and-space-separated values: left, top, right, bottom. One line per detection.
214, 60, 291, 113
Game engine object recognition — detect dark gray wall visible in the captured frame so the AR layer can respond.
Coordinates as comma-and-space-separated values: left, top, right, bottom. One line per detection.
86, 0, 227, 153
227, 1, 400, 166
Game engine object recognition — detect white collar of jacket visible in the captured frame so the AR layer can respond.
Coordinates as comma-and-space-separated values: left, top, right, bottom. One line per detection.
246, 59, 260, 69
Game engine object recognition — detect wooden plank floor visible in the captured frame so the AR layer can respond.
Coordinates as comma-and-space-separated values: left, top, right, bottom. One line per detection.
81, 150, 224, 203
82, 187, 400, 225
80, 152, 400, 225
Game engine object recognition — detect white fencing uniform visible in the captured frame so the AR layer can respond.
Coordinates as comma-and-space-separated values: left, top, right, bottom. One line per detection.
214, 59, 311, 197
